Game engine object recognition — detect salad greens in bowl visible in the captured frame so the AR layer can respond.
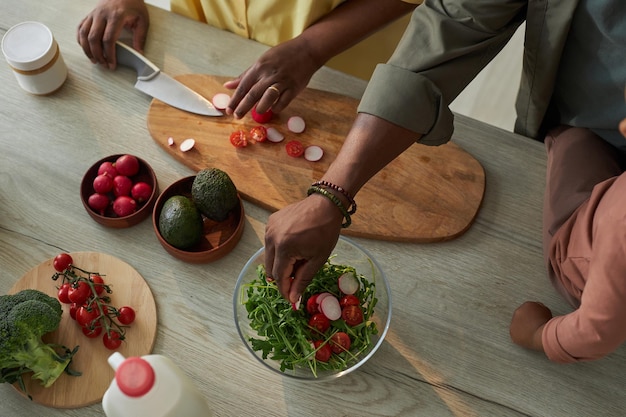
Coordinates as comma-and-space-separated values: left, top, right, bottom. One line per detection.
233, 236, 391, 380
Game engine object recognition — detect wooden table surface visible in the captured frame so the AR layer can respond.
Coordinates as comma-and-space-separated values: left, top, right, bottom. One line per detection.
2, 2, 626, 417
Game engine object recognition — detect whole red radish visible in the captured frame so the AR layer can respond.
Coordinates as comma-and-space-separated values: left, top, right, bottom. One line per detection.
93, 174, 114, 193
98, 161, 118, 178
115, 154, 139, 176
131, 182, 153, 203
88, 193, 110, 214
251, 106, 273, 124
112, 195, 137, 217
113, 175, 133, 197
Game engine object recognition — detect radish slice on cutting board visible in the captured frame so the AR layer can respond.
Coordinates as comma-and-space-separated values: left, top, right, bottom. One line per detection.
212, 93, 231, 110
287, 116, 306, 133
179, 138, 195, 152
304, 145, 323, 162
266, 127, 285, 143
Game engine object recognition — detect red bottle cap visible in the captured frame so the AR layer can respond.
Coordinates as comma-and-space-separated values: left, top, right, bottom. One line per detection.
115, 356, 155, 397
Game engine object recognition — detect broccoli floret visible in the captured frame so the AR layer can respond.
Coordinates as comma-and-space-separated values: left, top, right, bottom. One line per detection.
0, 289, 79, 392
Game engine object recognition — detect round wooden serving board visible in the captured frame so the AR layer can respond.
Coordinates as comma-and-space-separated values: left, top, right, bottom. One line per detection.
147, 74, 486, 242
9, 252, 158, 408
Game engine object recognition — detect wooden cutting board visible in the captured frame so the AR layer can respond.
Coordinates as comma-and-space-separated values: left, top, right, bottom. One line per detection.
147, 75, 485, 242
9, 252, 157, 408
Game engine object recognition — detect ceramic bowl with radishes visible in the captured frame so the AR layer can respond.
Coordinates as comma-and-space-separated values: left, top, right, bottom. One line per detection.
233, 236, 391, 380
80, 154, 159, 228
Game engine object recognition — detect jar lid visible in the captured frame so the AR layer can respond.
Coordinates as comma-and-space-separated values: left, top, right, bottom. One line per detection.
115, 356, 156, 397
1, 21, 57, 71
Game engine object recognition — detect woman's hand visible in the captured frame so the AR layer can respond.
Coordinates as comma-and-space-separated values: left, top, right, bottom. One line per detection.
224, 37, 321, 118
77, 0, 149, 69
509, 301, 553, 351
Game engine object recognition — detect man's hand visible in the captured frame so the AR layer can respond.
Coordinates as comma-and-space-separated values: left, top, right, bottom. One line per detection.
509, 301, 553, 351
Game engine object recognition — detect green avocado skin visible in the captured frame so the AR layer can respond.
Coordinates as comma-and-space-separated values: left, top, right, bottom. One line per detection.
191, 168, 238, 222
158, 195, 203, 249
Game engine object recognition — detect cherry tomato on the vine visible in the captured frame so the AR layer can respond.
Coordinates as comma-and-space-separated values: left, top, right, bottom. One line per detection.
285, 140, 304, 158
76, 305, 101, 328
89, 274, 106, 295
68, 281, 92, 305
250, 126, 267, 143
103, 330, 123, 350
57, 283, 71, 304
229, 130, 248, 148
117, 306, 136, 325
53, 253, 73, 272
69, 303, 79, 320
82, 324, 103, 338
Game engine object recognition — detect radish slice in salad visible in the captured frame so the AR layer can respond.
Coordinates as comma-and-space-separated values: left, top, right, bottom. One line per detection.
179, 138, 195, 152
304, 145, 324, 162
316, 292, 333, 306
287, 116, 306, 133
266, 127, 285, 143
211, 93, 231, 110
338, 272, 360, 295
319, 296, 341, 321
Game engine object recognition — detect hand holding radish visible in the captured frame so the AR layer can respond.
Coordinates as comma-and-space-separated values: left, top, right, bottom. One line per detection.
223, 36, 321, 119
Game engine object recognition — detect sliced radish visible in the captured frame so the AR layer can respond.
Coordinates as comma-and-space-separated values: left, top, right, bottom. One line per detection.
319, 296, 341, 321
179, 138, 195, 152
338, 272, 360, 295
287, 116, 306, 133
167, 137, 175, 146
304, 145, 323, 162
316, 292, 333, 306
266, 127, 285, 143
211, 93, 231, 110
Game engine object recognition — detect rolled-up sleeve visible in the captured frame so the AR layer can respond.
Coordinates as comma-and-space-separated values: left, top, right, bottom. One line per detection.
358, 0, 526, 145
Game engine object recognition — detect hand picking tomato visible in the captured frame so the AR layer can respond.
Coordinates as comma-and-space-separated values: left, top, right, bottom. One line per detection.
330, 332, 351, 354
285, 140, 304, 158
230, 130, 248, 148
53, 253, 73, 273
313, 340, 332, 362
250, 126, 267, 143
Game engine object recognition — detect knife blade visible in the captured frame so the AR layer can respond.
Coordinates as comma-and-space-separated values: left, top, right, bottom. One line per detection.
115, 42, 222, 116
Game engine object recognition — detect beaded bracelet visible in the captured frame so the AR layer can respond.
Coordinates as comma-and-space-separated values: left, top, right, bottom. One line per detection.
311, 180, 357, 214
307, 186, 351, 228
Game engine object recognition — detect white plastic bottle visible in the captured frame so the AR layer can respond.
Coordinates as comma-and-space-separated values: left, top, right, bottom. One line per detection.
102, 352, 213, 417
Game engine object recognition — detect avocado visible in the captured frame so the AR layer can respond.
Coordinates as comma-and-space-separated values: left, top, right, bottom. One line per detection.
158, 195, 203, 249
191, 168, 238, 222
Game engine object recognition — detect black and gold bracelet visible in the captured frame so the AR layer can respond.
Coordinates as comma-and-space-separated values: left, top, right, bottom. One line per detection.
307, 186, 351, 228
311, 180, 357, 214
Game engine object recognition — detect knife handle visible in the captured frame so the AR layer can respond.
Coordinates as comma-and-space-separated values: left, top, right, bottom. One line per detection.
115, 41, 160, 81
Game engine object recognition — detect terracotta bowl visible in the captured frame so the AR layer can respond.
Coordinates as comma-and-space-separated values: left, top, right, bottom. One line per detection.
80, 154, 159, 228
152, 176, 245, 263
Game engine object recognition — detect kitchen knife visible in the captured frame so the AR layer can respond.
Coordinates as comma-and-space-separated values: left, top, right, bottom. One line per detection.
115, 41, 222, 116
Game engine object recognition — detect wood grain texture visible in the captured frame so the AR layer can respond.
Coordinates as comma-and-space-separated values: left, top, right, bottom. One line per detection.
9, 252, 157, 408
147, 75, 486, 242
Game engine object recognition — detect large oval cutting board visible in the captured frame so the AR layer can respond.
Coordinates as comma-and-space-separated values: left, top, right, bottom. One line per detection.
147, 75, 485, 242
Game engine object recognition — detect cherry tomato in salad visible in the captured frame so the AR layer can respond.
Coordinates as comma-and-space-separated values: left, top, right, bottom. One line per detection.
89, 274, 106, 295
306, 294, 320, 315
285, 140, 304, 158
308, 313, 330, 334
53, 253, 73, 272
313, 340, 332, 362
250, 126, 267, 143
103, 330, 123, 350
230, 130, 248, 148
82, 324, 103, 338
340, 294, 360, 309
68, 282, 92, 305
117, 306, 136, 325
57, 283, 71, 304
330, 331, 351, 354
341, 305, 364, 327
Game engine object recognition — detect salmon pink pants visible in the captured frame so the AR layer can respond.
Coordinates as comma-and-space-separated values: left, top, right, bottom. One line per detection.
543, 126, 625, 307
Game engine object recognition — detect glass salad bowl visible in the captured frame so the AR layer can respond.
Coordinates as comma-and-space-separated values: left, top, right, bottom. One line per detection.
233, 236, 392, 381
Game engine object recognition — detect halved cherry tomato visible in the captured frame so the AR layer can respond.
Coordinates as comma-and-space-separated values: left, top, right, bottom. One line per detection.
342, 305, 364, 326
90, 274, 106, 295
103, 330, 123, 350
313, 340, 332, 362
117, 306, 136, 325
308, 313, 330, 334
57, 283, 71, 304
340, 294, 360, 309
285, 140, 304, 157
330, 331, 351, 354
53, 253, 73, 272
250, 126, 267, 143
306, 294, 320, 315
230, 130, 248, 148
68, 282, 92, 305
